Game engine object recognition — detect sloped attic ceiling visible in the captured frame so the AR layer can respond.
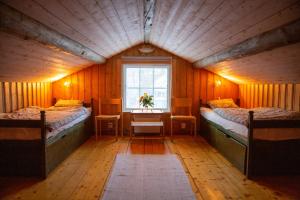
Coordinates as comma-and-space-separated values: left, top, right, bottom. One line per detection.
0, 0, 299, 83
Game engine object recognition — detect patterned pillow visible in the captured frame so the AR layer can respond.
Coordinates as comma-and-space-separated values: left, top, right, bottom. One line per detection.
54, 99, 83, 107
207, 98, 238, 109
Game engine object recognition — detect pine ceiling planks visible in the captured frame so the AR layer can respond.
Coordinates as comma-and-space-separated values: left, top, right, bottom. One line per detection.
2, 0, 144, 57
0, 32, 91, 82
150, 0, 300, 62
206, 43, 300, 84
0, 0, 144, 81
188, 0, 300, 61
0, 0, 299, 83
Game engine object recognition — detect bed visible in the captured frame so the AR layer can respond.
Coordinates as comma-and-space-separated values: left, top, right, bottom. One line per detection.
199, 98, 300, 178
0, 99, 94, 178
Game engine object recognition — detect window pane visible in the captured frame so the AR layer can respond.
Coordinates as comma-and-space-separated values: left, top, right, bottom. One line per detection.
124, 65, 169, 111
126, 89, 139, 108
154, 89, 167, 108
140, 68, 153, 88
139, 88, 154, 97
154, 68, 168, 88
126, 68, 139, 87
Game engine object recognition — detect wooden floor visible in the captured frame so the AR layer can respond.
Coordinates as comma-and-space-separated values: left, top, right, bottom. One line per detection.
1, 136, 300, 200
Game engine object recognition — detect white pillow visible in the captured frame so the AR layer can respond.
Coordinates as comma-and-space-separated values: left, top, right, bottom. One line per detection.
207, 98, 238, 109
54, 99, 83, 107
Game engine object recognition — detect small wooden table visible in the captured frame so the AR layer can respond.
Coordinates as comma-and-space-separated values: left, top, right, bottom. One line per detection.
130, 110, 165, 139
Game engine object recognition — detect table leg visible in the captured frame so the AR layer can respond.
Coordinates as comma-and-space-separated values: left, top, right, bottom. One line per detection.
95, 118, 98, 140
190, 120, 193, 135
121, 115, 123, 137
163, 123, 165, 140
115, 119, 118, 141
170, 118, 173, 141
99, 119, 102, 137
130, 122, 132, 140
194, 119, 197, 137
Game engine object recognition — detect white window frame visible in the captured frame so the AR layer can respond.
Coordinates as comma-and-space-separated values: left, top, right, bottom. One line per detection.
122, 64, 171, 112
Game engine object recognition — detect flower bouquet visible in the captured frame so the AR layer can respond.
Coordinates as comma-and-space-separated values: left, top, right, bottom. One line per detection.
139, 93, 154, 109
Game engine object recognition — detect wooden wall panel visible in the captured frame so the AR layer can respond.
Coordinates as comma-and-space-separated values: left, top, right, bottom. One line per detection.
254, 84, 258, 108
295, 84, 300, 112
17, 82, 23, 109
23, 83, 28, 108
0, 83, 4, 113
194, 69, 239, 105
193, 68, 239, 131
52, 44, 239, 135
78, 71, 85, 101
273, 84, 279, 108
11, 82, 18, 111
0, 82, 52, 113
27, 83, 32, 107
37, 83, 41, 107
280, 84, 286, 109
71, 73, 79, 100
47, 83, 52, 108
52, 44, 200, 114
32, 83, 37, 106
239, 83, 300, 112
41, 83, 45, 108
268, 84, 273, 107
4, 83, 11, 112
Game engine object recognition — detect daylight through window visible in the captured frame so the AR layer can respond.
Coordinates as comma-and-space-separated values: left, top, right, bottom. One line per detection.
123, 64, 170, 111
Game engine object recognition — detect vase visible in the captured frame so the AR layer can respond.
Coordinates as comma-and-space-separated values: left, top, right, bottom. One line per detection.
142, 106, 152, 112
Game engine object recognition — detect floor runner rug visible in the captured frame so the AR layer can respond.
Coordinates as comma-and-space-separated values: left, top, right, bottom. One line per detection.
101, 154, 196, 200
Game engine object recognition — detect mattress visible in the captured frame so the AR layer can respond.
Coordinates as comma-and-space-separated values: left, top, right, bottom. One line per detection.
200, 107, 248, 142
213, 107, 300, 126
0, 107, 91, 140
200, 107, 300, 142
1, 106, 90, 131
46, 108, 91, 139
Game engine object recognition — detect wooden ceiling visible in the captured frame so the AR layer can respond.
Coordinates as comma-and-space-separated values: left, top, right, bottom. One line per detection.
150, 0, 300, 61
0, 0, 144, 82
0, 0, 299, 83
0, 32, 92, 82
206, 43, 300, 84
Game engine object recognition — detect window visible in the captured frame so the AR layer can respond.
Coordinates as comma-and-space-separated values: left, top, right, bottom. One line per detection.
123, 64, 170, 111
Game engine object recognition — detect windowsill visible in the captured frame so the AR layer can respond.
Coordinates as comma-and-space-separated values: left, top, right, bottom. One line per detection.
123, 110, 170, 114
131, 109, 164, 114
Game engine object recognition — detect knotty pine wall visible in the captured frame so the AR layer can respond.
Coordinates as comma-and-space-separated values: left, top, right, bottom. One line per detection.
52, 44, 239, 135
239, 83, 300, 112
0, 82, 52, 113
193, 68, 239, 112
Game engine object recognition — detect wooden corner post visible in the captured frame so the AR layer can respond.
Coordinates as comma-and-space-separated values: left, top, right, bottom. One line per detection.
40, 110, 47, 179
246, 111, 254, 178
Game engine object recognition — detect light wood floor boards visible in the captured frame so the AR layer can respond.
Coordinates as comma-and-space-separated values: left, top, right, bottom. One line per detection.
0, 136, 299, 200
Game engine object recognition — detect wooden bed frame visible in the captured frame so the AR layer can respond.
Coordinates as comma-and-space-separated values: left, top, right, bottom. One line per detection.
0, 98, 94, 179
199, 99, 300, 178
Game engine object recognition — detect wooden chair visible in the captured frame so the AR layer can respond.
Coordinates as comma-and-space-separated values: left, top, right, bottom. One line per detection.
170, 98, 196, 139
95, 98, 123, 140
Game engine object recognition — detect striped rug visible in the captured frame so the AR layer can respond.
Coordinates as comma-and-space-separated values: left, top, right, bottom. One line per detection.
101, 154, 196, 200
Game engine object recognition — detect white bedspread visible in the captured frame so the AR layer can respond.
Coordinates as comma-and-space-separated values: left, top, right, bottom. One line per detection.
1, 106, 89, 132
200, 107, 300, 141
213, 107, 300, 126
200, 107, 248, 140
0, 106, 91, 140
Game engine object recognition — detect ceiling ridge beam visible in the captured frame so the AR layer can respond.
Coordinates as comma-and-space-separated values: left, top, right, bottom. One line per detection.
194, 19, 300, 68
144, 0, 156, 43
0, 2, 106, 63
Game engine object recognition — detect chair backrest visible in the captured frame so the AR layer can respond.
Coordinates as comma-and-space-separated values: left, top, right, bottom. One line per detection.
172, 98, 192, 116
99, 98, 122, 115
